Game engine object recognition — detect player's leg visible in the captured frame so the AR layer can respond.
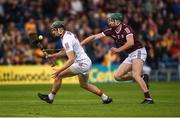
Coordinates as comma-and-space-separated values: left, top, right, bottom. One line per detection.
132, 59, 148, 92
114, 62, 132, 81
50, 68, 76, 96
114, 63, 149, 87
38, 68, 76, 104
78, 74, 112, 104
132, 58, 153, 104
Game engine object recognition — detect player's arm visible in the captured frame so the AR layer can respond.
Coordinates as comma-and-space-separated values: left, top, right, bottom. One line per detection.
81, 33, 105, 46
111, 34, 134, 53
47, 49, 66, 58
56, 50, 75, 72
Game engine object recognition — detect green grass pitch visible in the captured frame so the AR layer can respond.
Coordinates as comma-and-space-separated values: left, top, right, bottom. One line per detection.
0, 82, 180, 117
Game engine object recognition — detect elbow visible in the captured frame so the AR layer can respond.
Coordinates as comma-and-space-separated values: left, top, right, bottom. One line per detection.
129, 40, 134, 47
130, 41, 134, 46
69, 59, 75, 64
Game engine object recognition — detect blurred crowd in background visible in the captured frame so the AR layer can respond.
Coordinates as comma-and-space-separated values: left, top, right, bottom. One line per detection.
0, 0, 179, 70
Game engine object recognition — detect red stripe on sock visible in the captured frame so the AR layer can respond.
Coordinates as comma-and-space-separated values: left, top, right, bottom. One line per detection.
51, 91, 56, 95
98, 91, 103, 96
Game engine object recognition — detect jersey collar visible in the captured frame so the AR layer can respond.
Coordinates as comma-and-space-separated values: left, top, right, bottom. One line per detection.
61, 31, 66, 40
115, 24, 122, 34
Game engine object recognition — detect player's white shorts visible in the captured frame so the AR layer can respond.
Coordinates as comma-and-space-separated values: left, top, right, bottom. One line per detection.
123, 47, 147, 64
69, 58, 92, 75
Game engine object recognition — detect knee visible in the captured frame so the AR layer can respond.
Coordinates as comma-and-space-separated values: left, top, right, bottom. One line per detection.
114, 72, 122, 81
54, 78, 60, 82
132, 72, 140, 79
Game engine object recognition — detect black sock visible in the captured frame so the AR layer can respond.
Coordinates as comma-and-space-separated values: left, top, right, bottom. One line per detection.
144, 91, 151, 98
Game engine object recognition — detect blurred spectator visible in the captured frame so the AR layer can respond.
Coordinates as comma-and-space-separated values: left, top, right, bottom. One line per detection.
24, 18, 36, 33
170, 31, 180, 61
92, 40, 107, 64
70, 0, 83, 15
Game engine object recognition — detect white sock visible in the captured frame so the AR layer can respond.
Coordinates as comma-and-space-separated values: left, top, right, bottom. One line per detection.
145, 98, 152, 100
48, 93, 55, 100
101, 93, 108, 101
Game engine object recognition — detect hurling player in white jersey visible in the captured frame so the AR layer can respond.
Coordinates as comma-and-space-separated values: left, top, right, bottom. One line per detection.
37, 21, 112, 104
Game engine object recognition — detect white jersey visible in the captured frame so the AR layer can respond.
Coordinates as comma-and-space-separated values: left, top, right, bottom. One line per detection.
62, 31, 89, 62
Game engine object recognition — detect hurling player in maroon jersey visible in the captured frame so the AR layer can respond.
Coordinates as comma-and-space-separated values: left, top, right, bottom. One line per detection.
81, 13, 154, 104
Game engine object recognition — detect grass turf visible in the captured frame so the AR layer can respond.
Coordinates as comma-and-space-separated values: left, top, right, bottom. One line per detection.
0, 82, 180, 117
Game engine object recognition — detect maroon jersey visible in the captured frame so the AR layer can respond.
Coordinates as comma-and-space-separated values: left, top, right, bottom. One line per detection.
103, 24, 143, 54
